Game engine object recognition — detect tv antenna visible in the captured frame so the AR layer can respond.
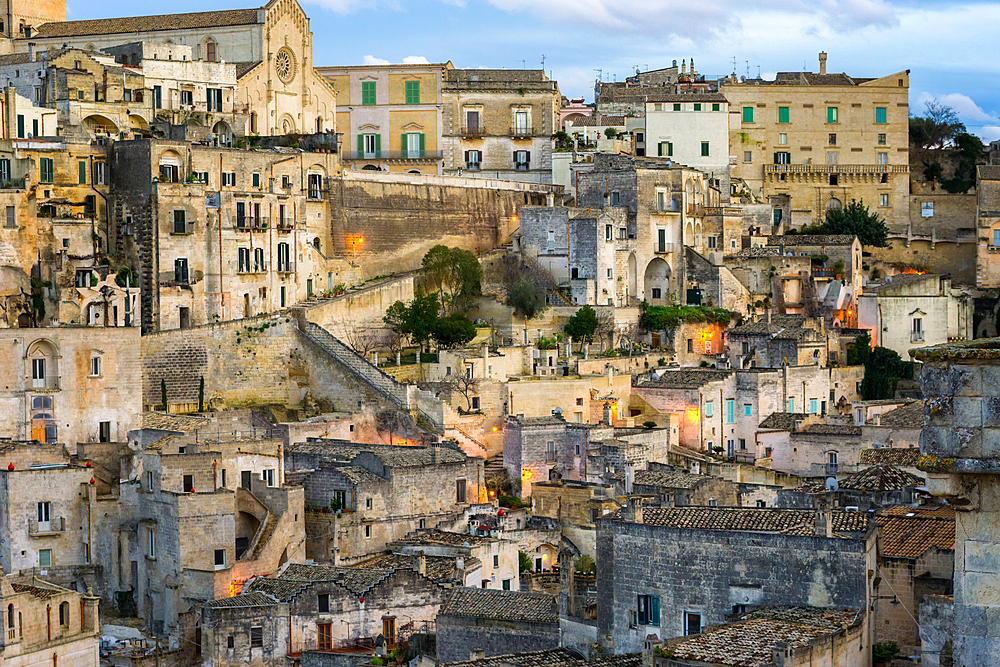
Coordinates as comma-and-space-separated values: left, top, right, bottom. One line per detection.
745, 60, 749, 78
594, 68, 603, 82
541, 53, 546, 69
730, 56, 737, 73
521, 59, 525, 69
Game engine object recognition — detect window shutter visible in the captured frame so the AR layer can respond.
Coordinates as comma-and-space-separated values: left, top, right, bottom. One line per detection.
651, 596, 660, 626
374, 134, 381, 158
464, 150, 469, 162
401, 134, 407, 158
419, 133, 425, 155
526, 151, 531, 163
513, 151, 517, 163
357, 134, 364, 155
657, 142, 663, 157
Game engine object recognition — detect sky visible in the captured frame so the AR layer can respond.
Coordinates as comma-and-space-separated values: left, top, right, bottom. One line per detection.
68, 0, 1000, 141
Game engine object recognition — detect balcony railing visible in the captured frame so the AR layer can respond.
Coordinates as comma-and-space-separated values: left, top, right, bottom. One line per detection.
341, 151, 444, 160
0, 177, 25, 190
509, 126, 535, 138
461, 126, 486, 137
989, 246, 1000, 254
764, 164, 909, 175
235, 218, 267, 231
276, 219, 294, 232
650, 203, 680, 214
29, 517, 66, 535
911, 332, 924, 343
654, 243, 676, 254
276, 263, 296, 274
687, 204, 706, 216
826, 463, 838, 476
812, 268, 835, 278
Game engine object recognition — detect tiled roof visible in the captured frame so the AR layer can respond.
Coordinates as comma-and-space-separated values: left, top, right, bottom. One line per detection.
799, 423, 862, 436
839, 463, 923, 492
287, 442, 469, 466
442, 649, 640, 667
979, 165, 1000, 181
331, 465, 386, 486
734, 247, 781, 258
646, 92, 728, 103
11, 583, 57, 599
440, 588, 558, 623
758, 412, 810, 430
882, 504, 954, 519
33, 8, 261, 39
771, 71, 859, 86
568, 115, 625, 127
245, 563, 403, 602
875, 515, 955, 559
354, 553, 478, 582
766, 235, 857, 246
632, 507, 870, 535
609, 469, 706, 490
205, 592, 278, 609
729, 315, 805, 336
141, 412, 212, 432
634, 369, 733, 388
669, 606, 860, 667
876, 401, 925, 428
0, 53, 32, 66
234, 61, 262, 79
282, 470, 313, 487
865, 273, 940, 294
512, 416, 567, 427
394, 530, 500, 547
859, 448, 922, 466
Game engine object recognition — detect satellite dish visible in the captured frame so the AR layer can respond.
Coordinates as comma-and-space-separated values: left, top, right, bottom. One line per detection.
825, 477, 839, 492
872, 441, 882, 449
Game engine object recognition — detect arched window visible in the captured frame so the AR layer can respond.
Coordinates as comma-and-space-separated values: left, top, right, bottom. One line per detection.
205, 41, 217, 62
59, 601, 69, 627
7, 603, 13, 629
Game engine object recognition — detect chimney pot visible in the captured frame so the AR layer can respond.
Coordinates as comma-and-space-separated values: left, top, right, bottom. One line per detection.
819, 52, 828, 75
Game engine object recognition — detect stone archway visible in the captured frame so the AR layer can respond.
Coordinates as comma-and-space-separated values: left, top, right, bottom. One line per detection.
644, 257, 671, 303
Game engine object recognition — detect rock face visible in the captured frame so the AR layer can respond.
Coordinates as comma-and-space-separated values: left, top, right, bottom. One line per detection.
913, 339, 1000, 666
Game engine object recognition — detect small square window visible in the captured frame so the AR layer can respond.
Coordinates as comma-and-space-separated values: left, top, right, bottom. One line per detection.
215, 549, 226, 567
366, 497, 373, 510
778, 133, 787, 145
365, 525, 372, 538
878, 133, 887, 146
227, 636, 235, 649
250, 627, 263, 648
743, 151, 752, 163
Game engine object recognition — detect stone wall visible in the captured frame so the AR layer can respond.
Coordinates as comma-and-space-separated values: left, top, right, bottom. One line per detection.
868, 240, 976, 285
595, 516, 875, 653
436, 614, 560, 663
329, 174, 552, 277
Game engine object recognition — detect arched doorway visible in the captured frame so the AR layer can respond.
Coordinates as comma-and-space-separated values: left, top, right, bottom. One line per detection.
83, 115, 118, 137
644, 258, 671, 303
212, 121, 232, 147
627, 253, 637, 305
825, 197, 843, 219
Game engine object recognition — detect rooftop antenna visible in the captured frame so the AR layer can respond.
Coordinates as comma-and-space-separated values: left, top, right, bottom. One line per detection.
730, 56, 737, 73
757, 65, 761, 78
594, 68, 603, 82
521, 59, 525, 69
541, 53, 546, 70
745, 60, 749, 78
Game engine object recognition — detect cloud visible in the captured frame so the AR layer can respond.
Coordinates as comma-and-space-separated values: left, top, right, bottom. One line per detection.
980, 126, 1000, 143
915, 91, 998, 124
361, 55, 430, 65
819, 0, 898, 31
402, 56, 430, 64
363, 55, 391, 65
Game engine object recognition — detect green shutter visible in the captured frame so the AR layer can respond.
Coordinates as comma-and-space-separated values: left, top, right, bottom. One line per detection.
875, 107, 887, 124
778, 106, 789, 123
405, 80, 420, 105
667, 142, 673, 157
400, 134, 408, 158
657, 142, 663, 157
742, 106, 753, 123
78, 161, 86, 184
358, 134, 364, 156
673, 103, 680, 111
362, 81, 376, 106
16, 115, 23, 138
694, 103, 701, 111
32, 119, 39, 136
712, 103, 720, 111
419, 133, 425, 158
374, 134, 381, 158
828, 107, 837, 123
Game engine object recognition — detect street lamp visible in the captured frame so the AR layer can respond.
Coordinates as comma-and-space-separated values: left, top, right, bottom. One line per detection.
349, 236, 364, 266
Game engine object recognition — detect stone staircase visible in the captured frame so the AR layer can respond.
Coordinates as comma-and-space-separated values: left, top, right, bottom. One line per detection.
446, 425, 490, 459
299, 321, 411, 409
520, 253, 573, 306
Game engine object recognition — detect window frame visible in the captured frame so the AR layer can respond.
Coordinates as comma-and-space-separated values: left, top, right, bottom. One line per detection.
741, 106, 754, 123
404, 80, 420, 105
361, 80, 376, 106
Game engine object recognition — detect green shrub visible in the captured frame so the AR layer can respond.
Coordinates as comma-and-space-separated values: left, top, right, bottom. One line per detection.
372, 658, 384, 666
639, 301, 735, 331
872, 641, 899, 663
642, 421, 657, 429
574, 554, 596, 574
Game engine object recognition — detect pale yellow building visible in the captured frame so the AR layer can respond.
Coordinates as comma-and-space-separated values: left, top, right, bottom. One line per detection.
318, 62, 450, 175
723, 52, 909, 231
976, 165, 1000, 287
13, 0, 336, 136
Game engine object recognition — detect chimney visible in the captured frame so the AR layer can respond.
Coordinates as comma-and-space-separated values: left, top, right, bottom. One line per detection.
431, 443, 441, 465
413, 552, 427, 576
470, 649, 486, 661
814, 511, 833, 538
624, 464, 634, 494
456, 556, 465, 583
546, 192, 555, 207
27, 43, 35, 62
622, 496, 644, 524
819, 52, 828, 75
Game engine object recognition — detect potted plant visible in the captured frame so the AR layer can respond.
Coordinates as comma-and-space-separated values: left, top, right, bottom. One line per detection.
873, 641, 898, 667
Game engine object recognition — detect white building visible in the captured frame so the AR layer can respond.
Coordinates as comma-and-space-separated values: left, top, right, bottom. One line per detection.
857, 273, 972, 358
643, 93, 731, 196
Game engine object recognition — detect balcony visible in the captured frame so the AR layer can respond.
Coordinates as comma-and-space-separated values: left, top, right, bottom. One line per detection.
764, 164, 909, 175
650, 203, 680, 215
341, 151, 444, 161
654, 243, 676, 254
276, 263, 296, 274
461, 126, 486, 137
28, 517, 66, 536
509, 126, 535, 138
911, 331, 924, 343
988, 246, 1000, 254
0, 177, 25, 190
276, 219, 294, 232
235, 218, 267, 231
812, 268, 835, 278
826, 464, 838, 476
687, 204, 706, 216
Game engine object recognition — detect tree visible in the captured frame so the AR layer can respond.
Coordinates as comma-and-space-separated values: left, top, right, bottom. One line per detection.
847, 332, 871, 366
940, 132, 984, 194
565, 305, 599, 343
574, 554, 596, 575
823, 199, 889, 247
421, 245, 482, 314
445, 372, 481, 411
433, 313, 477, 349
596, 308, 616, 350
910, 101, 966, 156
382, 289, 441, 351
604, 127, 618, 138
375, 409, 416, 446
860, 345, 906, 400
519, 550, 533, 573
506, 278, 547, 320
337, 318, 389, 357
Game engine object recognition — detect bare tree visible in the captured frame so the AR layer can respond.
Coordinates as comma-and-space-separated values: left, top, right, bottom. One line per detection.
375, 409, 416, 446
446, 372, 482, 412
595, 308, 616, 351
617, 323, 643, 356
336, 318, 389, 358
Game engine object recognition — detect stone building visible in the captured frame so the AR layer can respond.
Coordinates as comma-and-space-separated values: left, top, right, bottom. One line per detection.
288, 441, 485, 564
0, 574, 99, 666
642, 93, 730, 196
0, 326, 141, 445
19, 0, 337, 137
858, 273, 972, 358
442, 68, 560, 184
872, 505, 954, 656
319, 61, 448, 175
436, 588, 559, 663
109, 137, 339, 331
976, 165, 1000, 287
441, 648, 640, 667
724, 314, 829, 369
574, 155, 724, 305
909, 337, 1000, 665
0, 0, 64, 43
388, 529, 519, 592
531, 479, 618, 555
608, 467, 741, 507
652, 606, 868, 667
201, 562, 449, 666
596, 502, 875, 653
757, 416, 863, 479
722, 52, 909, 231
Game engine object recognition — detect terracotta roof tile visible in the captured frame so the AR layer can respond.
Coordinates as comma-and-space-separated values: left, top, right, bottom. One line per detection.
608, 469, 706, 490
758, 413, 810, 430
859, 448, 922, 466
141, 412, 211, 432
34, 8, 261, 39
766, 235, 857, 246
440, 588, 557, 623
875, 514, 955, 558
442, 649, 640, 667
882, 504, 954, 519
630, 507, 869, 535
354, 553, 478, 582
874, 401, 925, 428
839, 463, 923, 492
205, 591, 278, 609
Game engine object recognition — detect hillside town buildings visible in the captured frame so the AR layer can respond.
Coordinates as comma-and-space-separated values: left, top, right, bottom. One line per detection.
0, 0, 992, 662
